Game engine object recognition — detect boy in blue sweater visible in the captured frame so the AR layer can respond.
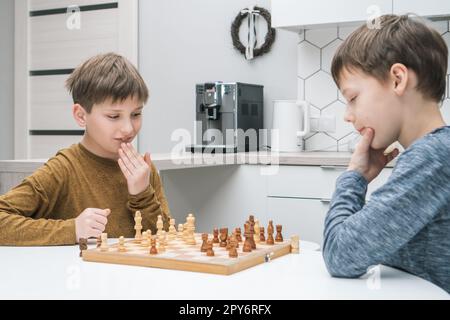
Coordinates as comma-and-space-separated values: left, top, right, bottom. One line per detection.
323, 14, 449, 293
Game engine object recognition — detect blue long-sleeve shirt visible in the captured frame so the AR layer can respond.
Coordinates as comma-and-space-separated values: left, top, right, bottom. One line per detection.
323, 126, 450, 293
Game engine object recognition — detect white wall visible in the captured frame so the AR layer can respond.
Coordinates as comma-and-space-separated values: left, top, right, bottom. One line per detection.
0, 0, 14, 160
138, 0, 299, 153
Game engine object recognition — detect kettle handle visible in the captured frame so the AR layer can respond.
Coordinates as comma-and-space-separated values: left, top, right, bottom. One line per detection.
296, 101, 310, 137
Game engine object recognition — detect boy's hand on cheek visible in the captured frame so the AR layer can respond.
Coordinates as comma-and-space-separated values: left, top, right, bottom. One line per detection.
348, 128, 399, 183
117, 143, 152, 195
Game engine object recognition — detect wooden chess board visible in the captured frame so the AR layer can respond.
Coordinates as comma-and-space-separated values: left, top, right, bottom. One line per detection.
82, 233, 292, 275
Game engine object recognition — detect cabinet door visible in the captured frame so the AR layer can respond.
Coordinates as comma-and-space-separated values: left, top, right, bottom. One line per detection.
268, 165, 346, 200
393, 0, 450, 17
267, 197, 329, 246
272, 0, 392, 30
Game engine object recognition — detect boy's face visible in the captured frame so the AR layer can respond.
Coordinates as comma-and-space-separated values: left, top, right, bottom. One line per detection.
80, 96, 143, 158
339, 68, 402, 150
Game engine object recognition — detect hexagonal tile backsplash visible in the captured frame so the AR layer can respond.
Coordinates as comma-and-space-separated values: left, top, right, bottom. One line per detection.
298, 20, 450, 152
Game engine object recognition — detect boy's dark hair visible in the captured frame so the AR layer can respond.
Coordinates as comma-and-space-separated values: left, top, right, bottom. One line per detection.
331, 14, 448, 102
65, 53, 148, 113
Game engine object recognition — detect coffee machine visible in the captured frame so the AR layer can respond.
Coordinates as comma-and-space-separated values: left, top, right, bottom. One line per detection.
187, 82, 264, 153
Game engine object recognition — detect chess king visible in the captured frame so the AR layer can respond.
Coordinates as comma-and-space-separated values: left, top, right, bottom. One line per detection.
0, 53, 172, 246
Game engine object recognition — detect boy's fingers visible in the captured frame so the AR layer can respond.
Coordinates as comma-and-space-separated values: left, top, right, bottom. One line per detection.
124, 143, 142, 167
119, 150, 136, 172
127, 143, 147, 167
119, 147, 137, 169
91, 221, 106, 232
357, 128, 374, 151
93, 214, 108, 225
93, 208, 111, 216
118, 158, 132, 178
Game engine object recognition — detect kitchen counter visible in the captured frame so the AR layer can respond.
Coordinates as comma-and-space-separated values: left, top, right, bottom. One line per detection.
0, 244, 446, 299
0, 151, 377, 172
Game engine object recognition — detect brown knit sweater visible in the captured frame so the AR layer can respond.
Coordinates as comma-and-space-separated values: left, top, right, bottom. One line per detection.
0, 143, 171, 246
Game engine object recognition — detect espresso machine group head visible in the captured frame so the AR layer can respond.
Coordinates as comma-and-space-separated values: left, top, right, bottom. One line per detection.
188, 82, 264, 153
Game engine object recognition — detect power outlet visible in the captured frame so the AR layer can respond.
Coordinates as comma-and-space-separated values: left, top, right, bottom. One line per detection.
310, 115, 336, 133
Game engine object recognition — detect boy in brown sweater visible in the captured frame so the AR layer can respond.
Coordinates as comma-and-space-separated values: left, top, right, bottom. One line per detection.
0, 53, 171, 245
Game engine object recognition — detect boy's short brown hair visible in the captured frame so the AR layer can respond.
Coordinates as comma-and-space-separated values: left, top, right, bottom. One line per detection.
66, 53, 148, 113
331, 14, 448, 102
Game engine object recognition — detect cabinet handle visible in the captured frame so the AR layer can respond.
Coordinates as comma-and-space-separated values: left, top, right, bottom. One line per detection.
320, 165, 346, 170
320, 198, 331, 204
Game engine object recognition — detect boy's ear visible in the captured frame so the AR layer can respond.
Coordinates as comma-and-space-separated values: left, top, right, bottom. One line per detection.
390, 63, 408, 96
72, 104, 87, 127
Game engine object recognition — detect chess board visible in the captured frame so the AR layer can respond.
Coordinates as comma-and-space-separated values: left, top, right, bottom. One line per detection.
82, 233, 292, 275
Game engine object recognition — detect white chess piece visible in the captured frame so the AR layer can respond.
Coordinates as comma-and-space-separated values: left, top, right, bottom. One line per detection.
158, 232, 166, 252
118, 236, 126, 252
178, 224, 184, 239
168, 218, 177, 240
291, 235, 300, 254
100, 233, 109, 251
134, 211, 143, 241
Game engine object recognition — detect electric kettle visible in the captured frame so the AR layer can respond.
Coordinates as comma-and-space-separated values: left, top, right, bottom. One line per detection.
271, 100, 310, 152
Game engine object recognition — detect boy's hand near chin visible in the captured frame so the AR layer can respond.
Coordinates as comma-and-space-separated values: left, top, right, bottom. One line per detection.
348, 128, 399, 183
117, 143, 153, 195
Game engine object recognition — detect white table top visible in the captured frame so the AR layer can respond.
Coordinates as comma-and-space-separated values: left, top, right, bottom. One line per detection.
0, 242, 447, 300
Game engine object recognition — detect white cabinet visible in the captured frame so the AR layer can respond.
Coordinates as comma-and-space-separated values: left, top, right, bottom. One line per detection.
267, 197, 329, 245
268, 165, 346, 200
271, 0, 450, 31
266, 165, 393, 244
393, 0, 450, 18
271, 0, 393, 31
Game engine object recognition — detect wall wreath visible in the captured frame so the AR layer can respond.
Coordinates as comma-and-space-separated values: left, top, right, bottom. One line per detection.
231, 6, 276, 60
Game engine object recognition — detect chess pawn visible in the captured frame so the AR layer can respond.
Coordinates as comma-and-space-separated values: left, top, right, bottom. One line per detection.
140, 231, 148, 247
259, 226, 266, 242
254, 219, 260, 244
206, 240, 215, 256
243, 223, 252, 252
96, 236, 102, 248
226, 236, 231, 250
158, 233, 166, 253
200, 233, 208, 252
212, 228, 220, 244
134, 211, 143, 241
231, 232, 239, 248
168, 218, 177, 240
235, 227, 242, 242
177, 224, 184, 239
291, 235, 300, 254
150, 238, 158, 255
79, 238, 88, 257
118, 236, 126, 252
275, 225, 283, 242
229, 237, 238, 258
219, 228, 228, 247
266, 221, 275, 245
100, 233, 109, 251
